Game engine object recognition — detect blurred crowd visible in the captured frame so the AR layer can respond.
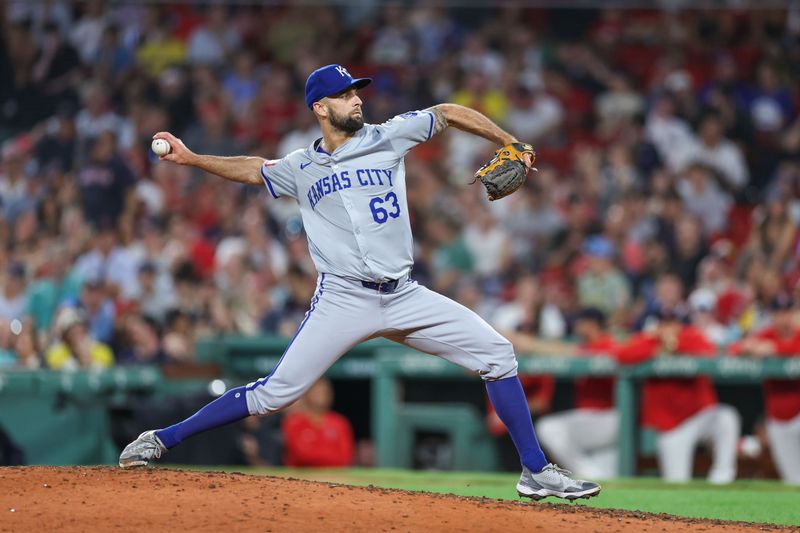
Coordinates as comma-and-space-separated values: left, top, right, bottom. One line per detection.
0, 2, 799, 377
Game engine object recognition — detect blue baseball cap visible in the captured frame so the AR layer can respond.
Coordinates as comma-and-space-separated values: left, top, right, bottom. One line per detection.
305, 64, 371, 110
584, 236, 615, 259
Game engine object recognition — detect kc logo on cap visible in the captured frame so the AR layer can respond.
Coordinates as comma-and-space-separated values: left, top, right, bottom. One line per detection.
305, 64, 372, 109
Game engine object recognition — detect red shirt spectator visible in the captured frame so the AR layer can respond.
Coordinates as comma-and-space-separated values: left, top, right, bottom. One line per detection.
730, 295, 800, 421
614, 315, 718, 431
281, 378, 354, 467
575, 335, 617, 409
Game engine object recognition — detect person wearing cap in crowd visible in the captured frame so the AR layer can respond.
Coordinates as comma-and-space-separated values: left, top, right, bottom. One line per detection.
132, 260, 176, 324
635, 272, 691, 332
0, 262, 28, 322
577, 235, 631, 325
45, 306, 114, 370
536, 308, 619, 479
730, 293, 800, 485
614, 307, 741, 483
69, 275, 116, 345
0, 141, 37, 223
687, 287, 728, 346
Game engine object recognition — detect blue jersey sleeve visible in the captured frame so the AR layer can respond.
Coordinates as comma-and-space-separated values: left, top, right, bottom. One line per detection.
260, 157, 297, 199
381, 110, 436, 156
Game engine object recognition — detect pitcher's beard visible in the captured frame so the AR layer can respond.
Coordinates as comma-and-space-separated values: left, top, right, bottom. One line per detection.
329, 109, 364, 134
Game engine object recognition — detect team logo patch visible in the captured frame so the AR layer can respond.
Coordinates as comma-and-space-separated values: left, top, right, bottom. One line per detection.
335, 66, 350, 78
399, 111, 418, 119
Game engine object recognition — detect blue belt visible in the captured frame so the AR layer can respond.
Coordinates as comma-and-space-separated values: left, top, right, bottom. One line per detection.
361, 278, 400, 293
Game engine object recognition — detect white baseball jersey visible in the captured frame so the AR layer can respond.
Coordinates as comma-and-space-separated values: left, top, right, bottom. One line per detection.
259, 111, 435, 282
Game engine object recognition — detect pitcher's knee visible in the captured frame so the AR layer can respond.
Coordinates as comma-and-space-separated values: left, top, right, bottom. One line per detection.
245, 383, 302, 416
479, 339, 517, 380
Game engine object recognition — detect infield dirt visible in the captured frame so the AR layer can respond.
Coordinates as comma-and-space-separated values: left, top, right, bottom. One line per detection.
0, 467, 790, 532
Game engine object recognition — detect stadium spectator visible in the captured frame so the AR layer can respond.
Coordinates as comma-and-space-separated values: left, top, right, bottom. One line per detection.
69, 0, 107, 65
645, 95, 694, 172
73, 223, 137, 301
131, 261, 176, 324
615, 310, 740, 483
282, 378, 355, 467
75, 130, 136, 228
749, 63, 794, 136
636, 273, 689, 332
0, 143, 35, 223
676, 164, 733, 236
687, 288, 728, 347
31, 22, 80, 119
186, 5, 240, 67
116, 313, 165, 366
673, 112, 749, 192
576, 235, 631, 322
74, 81, 134, 151
463, 209, 512, 281
45, 307, 114, 370
34, 103, 78, 174
0, 262, 27, 321
491, 275, 566, 343
744, 193, 797, 272
162, 309, 195, 362
505, 82, 564, 145
69, 277, 116, 345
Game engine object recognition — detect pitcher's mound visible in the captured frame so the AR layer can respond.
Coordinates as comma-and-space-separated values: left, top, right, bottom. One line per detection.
0, 467, 783, 532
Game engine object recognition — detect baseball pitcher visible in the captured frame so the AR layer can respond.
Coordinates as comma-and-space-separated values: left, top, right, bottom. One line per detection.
119, 64, 601, 501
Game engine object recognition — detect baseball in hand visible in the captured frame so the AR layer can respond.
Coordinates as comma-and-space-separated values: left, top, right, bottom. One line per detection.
151, 138, 171, 156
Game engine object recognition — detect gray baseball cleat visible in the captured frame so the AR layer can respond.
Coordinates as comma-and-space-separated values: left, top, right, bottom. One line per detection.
517, 463, 601, 501
118, 430, 167, 468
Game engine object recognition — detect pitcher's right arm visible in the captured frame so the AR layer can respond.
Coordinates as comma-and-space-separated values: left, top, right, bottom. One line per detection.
152, 131, 263, 186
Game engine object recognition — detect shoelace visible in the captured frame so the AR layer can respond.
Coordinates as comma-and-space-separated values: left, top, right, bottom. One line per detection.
140, 436, 162, 459
544, 463, 572, 477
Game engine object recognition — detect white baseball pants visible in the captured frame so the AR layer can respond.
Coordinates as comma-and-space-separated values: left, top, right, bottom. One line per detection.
245, 273, 518, 415
656, 404, 741, 484
766, 412, 800, 485
536, 409, 619, 479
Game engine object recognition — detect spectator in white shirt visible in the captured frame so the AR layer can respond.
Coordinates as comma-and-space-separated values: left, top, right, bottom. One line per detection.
645, 95, 694, 170
674, 112, 749, 191
505, 83, 564, 145
677, 164, 733, 236
186, 5, 241, 67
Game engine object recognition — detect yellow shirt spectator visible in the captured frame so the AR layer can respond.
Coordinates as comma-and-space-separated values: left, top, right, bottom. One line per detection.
47, 307, 115, 371
451, 89, 510, 123
136, 37, 187, 77
46, 341, 114, 371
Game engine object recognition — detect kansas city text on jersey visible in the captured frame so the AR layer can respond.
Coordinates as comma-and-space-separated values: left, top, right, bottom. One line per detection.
306, 169, 394, 210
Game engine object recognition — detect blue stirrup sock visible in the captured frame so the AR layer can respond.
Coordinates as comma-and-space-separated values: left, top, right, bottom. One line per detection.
485, 376, 548, 473
156, 386, 250, 449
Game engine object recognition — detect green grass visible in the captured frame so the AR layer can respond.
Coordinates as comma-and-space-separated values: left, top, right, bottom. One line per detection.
171, 466, 800, 526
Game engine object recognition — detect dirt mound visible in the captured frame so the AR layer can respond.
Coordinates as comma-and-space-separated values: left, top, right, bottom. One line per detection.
0, 467, 786, 532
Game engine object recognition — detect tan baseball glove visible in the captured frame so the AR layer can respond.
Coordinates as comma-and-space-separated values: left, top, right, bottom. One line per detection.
473, 142, 536, 201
